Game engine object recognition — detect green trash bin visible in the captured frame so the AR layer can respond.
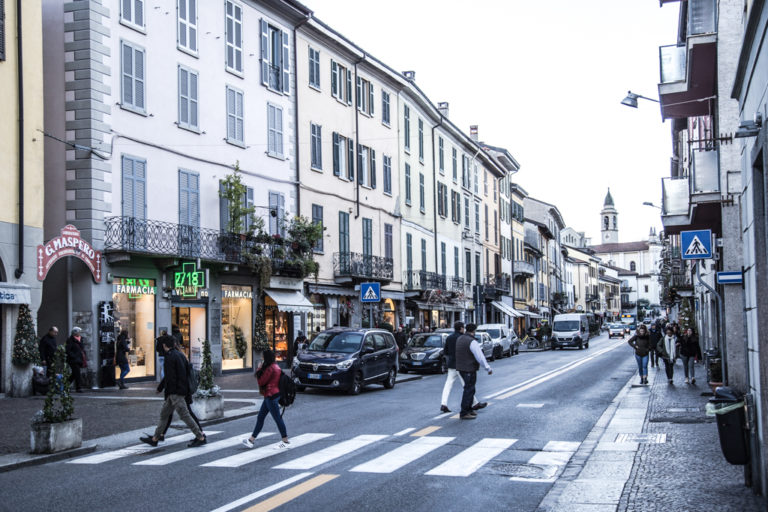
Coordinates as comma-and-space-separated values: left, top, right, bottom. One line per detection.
706, 387, 749, 465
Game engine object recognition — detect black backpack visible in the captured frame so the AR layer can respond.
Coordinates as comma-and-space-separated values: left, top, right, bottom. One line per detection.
187, 360, 199, 394
277, 371, 296, 414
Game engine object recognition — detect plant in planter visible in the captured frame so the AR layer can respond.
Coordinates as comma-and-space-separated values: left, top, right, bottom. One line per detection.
233, 325, 248, 360
10, 304, 40, 397
218, 164, 256, 259
190, 338, 223, 420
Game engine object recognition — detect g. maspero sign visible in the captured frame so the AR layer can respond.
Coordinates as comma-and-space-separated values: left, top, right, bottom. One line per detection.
37, 224, 102, 283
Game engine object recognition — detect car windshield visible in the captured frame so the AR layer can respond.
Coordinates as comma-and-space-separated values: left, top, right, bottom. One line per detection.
307, 332, 363, 353
473, 334, 486, 342
611, 324, 623, 329
409, 334, 443, 348
553, 321, 580, 331
481, 329, 501, 338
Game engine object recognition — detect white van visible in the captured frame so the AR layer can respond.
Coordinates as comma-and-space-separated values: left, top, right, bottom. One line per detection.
551, 314, 590, 350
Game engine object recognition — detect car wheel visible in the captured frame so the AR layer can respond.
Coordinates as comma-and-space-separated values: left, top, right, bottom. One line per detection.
494, 346, 502, 360
383, 368, 396, 389
347, 372, 363, 395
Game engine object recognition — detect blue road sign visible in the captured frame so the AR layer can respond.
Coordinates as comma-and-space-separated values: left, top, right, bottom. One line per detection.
681, 229, 713, 260
717, 271, 743, 285
360, 282, 381, 303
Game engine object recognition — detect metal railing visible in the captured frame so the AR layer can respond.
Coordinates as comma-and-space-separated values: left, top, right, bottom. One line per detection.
403, 270, 446, 291
334, 252, 394, 281
514, 260, 535, 276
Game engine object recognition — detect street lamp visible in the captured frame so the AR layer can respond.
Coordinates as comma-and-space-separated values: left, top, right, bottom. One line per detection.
642, 201, 662, 210
621, 91, 660, 108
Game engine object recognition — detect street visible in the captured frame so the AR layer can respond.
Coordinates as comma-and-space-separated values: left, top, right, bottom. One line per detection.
2, 334, 637, 512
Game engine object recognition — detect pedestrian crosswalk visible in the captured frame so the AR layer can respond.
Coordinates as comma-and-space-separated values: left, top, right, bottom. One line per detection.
67, 429, 579, 481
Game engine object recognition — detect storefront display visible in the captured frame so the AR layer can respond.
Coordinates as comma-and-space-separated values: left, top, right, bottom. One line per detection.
221, 285, 253, 371
308, 294, 326, 339
172, 306, 205, 369
265, 296, 290, 365
382, 298, 395, 328
112, 278, 156, 379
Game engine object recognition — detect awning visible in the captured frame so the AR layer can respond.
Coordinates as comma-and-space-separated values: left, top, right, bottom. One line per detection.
264, 289, 314, 313
492, 301, 522, 318
381, 290, 405, 301
307, 284, 355, 296
0, 283, 32, 304
519, 310, 542, 319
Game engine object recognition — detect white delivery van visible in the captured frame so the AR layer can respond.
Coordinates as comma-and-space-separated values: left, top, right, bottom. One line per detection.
551, 313, 590, 350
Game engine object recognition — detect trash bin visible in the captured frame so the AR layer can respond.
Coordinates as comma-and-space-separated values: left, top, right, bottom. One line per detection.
706, 386, 749, 465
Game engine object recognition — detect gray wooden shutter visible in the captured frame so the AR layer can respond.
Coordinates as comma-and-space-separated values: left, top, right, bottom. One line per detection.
345, 68, 352, 105
370, 149, 376, 189
260, 18, 269, 86
179, 170, 189, 225
219, 180, 230, 232
122, 156, 134, 217
134, 159, 146, 219
331, 61, 337, 96
357, 145, 364, 184
269, 192, 278, 235
134, 47, 145, 110
332, 132, 340, 176
281, 30, 290, 94
369, 83, 374, 116
347, 138, 354, 180
245, 187, 254, 232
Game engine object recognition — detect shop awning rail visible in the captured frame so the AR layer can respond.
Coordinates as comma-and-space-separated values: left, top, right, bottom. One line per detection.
264, 289, 313, 313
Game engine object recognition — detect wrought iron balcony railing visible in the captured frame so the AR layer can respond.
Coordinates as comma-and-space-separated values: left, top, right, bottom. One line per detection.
404, 270, 446, 291
620, 286, 633, 293
334, 252, 393, 281
621, 301, 637, 309
585, 293, 600, 303
446, 276, 466, 296
485, 274, 510, 293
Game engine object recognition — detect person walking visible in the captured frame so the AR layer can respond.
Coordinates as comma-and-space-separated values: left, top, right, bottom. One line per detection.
38, 326, 59, 376
293, 331, 307, 357
439, 322, 483, 413
242, 349, 290, 449
115, 330, 131, 389
455, 323, 492, 420
157, 335, 202, 441
394, 325, 407, 353
141, 336, 206, 448
155, 329, 169, 379
627, 324, 652, 385
65, 327, 87, 393
648, 323, 661, 369
657, 327, 678, 384
678, 328, 701, 384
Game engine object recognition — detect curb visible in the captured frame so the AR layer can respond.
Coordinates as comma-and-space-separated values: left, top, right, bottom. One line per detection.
0, 445, 97, 474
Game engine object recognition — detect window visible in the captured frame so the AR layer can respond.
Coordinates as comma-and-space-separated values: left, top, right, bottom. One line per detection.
268, 191, 285, 236
260, 19, 289, 93
461, 155, 469, 188
219, 182, 253, 233
178, 169, 200, 227
121, 41, 146, 113
419, 173, 425, 213
494, 215, 498, 244
454, 247, 460, 278
441, 242, 446, 276
438, 137, 444, 173
474, 163, 479, 194
383, 155, 392, 194
332, 133, 354, 180
311, 204, 323, 252
121, 0, 145, 29
339, 211, 349, 254
384, 224, 393, 260
357, 145, 377, 188
475, 252, 481, 283
363, 218, 372, 259
122, 156, 146, 219
226, 86, 244, 145
356, 76, 374, 115
267, 103, 284, 158
421, 239, 427, 272
484, 204, 489, 241
451, 190, 461, 224
308, 47, 320, 88
310, 123, 322, 170
404, 105, 411, 152
331, 60, 352, 105
382, 91, 390, 126
452, 148, 458, 182
493, 179, 497, 202
225, 1, 243, 74
406, 233, 413, 271
177, 0, 197, 53
437, 183, 448, 218
418, 118, 424, 162
644, 285, 649, 293
405, 163, 411, 206
475, 202, 480, 233
464, 197, 470, 228
465, 250, 472, 283
630, 261, 636, 272
178, 66, 198, 130
484, 170, 488, 196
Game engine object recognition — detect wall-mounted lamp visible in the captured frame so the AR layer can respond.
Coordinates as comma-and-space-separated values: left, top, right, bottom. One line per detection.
642, 201, 662, 210
621, 91, 660, 108
734, 113, 763, 138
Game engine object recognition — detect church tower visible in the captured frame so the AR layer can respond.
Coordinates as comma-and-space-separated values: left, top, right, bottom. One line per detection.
601, 188, 618, 244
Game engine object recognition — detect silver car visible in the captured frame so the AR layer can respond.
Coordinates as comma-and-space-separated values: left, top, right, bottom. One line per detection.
477, 323, 517, 358
473, 332, 496, 361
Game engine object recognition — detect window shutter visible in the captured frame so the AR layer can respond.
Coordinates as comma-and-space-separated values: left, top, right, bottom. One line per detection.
268, 192, 278, 235
245, 187, 253, 231
356, 76, 361, 108
191, 173, 200, 227
178, 67, 188, 125
189, 71, 198, 127
332, 133, 340, 176
370, 149, 376, 189
369, 83, 374, 115
281, 30, 290, 94
347, 139, 354, 181
179, 171, 189, 225
134, 159, 147, 219
122, 43, 133, 106
134, 47, 145, 110
219, 180, 229, 232
134, 0, 144, 27
357, 145, 364, 184
122, 157, 134, 217
346, 68, 352, 105
331, 61, 337, 96
260, 19, 269, 86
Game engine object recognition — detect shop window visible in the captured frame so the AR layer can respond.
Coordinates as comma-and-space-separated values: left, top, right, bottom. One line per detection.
112, 278, 156, 379
221, 285, 253, 370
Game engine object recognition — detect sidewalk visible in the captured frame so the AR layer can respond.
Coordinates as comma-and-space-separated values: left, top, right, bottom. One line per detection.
539, 361, 766, 511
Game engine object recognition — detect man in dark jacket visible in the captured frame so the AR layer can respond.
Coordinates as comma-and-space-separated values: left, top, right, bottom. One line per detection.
440, 321, 483, 413
39, 326, 59, 374
455, 324, 492, 420
65, 327, 86, 392
141, 337, 206, 448
394, 325, 407, 352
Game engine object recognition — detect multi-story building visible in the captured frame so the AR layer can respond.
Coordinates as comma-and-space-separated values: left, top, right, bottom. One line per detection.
510, 184, 531, 334
598, 264, 621, 321
524, 197, 566, 321
562, 244, 601, 316
1, 0, 45, 394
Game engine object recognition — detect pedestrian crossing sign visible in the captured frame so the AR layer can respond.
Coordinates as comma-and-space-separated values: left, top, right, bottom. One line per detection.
360, 282, 381, 303
681, 229, 713, 260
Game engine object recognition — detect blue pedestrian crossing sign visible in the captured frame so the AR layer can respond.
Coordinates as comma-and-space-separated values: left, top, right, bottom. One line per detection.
360, 282, 381, 303
681, 229, 713, 260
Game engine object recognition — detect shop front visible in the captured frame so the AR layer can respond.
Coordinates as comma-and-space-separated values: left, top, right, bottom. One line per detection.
307, 293, 327, 340
170, 262, 209, 369
221, 285, 253, 371
263, 288, 313, 367
112, 277, 156, 380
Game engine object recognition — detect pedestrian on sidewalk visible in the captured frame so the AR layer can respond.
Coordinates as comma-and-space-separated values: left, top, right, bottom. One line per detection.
627, 324, 652, 385
155, 329, 168, 379
243, 349, 290, 449
394, 325, 407, 353
455, 324, 492, 420
439, 322, 481, 413
141, 336, 206, 448
678, 328, 700, 384
115, 330, 131, 389
157, 335, 202, 441
38, 326, 59, 377
657, 327, 678, 384
648, 323, 661, 369
65, 327, 87, 393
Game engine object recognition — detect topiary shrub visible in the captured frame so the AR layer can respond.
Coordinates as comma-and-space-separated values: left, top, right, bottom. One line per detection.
12, 304, 40, 366
194, 339, 220, 398
34, 345, 74, 424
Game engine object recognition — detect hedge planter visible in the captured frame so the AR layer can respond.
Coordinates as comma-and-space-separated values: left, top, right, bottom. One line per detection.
190, 394, 224, 421
30, 418, 82, 454
10, 363, 33, 398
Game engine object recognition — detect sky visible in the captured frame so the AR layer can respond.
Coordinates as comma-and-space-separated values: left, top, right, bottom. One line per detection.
304, 0, 680, 244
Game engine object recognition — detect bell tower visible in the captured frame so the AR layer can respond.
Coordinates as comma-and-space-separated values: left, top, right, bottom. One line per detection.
601, 188, 618, 244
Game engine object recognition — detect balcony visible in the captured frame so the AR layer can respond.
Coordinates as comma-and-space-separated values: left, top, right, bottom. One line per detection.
658, 0, 717, 119
513, 260, 534, 278
446, 276, 467, 297
585, 293, 600, 304
620, 286, 633, 293
403, 270, 447, 292
661, 176, 691, 235
334, 252, 393, 283
621, 301, 637, 310
486, 274, 511, 294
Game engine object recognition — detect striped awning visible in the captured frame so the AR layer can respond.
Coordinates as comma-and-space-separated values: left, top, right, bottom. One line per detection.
491, 301, 522, 318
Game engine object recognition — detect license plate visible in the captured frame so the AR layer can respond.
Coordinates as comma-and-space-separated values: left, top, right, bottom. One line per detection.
307, 373, 322, 380
411, 361, 422, 366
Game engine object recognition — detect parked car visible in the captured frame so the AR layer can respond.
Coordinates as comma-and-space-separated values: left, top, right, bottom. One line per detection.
551, 313, 590, 350
608, 323, 626, 338
622, 322, 636, 334
400, 332, 449, 374
291, 328, 398, 395
477, 323, 518, 358
474, 331, 495, 360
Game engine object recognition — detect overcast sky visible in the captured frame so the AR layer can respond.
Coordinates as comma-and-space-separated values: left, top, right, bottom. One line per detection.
305, 0, 680, 244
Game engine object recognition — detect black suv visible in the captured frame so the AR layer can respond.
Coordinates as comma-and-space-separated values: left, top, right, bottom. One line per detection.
291, 328, 398, 395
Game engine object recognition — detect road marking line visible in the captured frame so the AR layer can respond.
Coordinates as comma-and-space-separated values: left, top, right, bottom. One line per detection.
528, 450, 574, 466
243, 474, 339, 512
350, 436, 454, 473
273, 435, 387, 470
517, 403, 544, 408
133, 433, 271, 466
209, 472, 314, 512
411, 426, 441, 437
432, 412, 453, 420
543, 441, 580, 452
67, 431, 223, 464
201, 433, 333, 468
425, 438, 517, 477
393, 428, 416, 436
450, 414, 461, 419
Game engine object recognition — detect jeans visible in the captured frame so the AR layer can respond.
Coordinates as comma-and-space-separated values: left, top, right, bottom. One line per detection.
162, 394, 201, 435
251, 394, 287, 439
69, 363, 82, 391
458, 371, 477, 416
154, 394, 203, 439
158, 356, 165, 379
441, 369, 478, 407
681, 355, 695, 379
118, 363, 130, 386
634, 354, 649, 378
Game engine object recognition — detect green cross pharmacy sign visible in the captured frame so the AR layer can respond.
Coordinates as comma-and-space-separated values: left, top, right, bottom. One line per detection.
174, 262, 206, 298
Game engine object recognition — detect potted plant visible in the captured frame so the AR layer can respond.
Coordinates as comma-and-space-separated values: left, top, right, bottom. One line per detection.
190, 339, 223, 420
31, 345, 82, 453
218, 164, 256, 260
10, 304, 40, 397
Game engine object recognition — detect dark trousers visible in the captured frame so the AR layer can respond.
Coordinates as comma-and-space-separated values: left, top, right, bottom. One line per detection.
459, 370, 477, 415
69, 363, 82, 391
663, 358, 675, 380
162, 395, 202, 436
649, 346, 659, 367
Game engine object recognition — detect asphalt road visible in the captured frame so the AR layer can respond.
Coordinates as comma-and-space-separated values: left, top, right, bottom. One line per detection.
3, 332, 638, 512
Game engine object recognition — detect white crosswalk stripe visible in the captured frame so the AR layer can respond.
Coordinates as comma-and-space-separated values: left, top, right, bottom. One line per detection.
509, 440, 580, 482
133, 433, 273, 466
67, 431, 223, 464
350, 436, 454, 474
274, 434, 388, 470
425, 438, 518, 477
201, 433, 333, 468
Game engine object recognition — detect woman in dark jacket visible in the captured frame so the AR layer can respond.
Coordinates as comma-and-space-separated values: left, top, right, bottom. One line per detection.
678, 328, 700, 384
115, 330, 131, 389
242, 350, 289, 449
648, 324, 662, 368
65, 327, 86, 392
628, 324, 652, 385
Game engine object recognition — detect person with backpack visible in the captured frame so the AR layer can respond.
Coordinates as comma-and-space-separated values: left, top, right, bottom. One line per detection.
154, 335, 202, 441
242, 349, 290, 449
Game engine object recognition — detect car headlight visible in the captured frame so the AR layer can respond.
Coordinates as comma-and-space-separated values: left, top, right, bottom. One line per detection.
336, 358, 356, 370
292, 357, 299, 369
400, 352, 408, 360
428, 351, 441, 360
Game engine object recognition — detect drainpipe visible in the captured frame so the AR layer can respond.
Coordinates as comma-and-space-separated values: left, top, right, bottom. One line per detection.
696, 261, 727, 384
431, 117, 443, 276
353, 55, 364, 219
292, 15, 310, 217
15, 0, 25, 279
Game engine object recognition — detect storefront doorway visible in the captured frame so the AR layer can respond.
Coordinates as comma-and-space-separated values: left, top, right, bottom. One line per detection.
112, 278, 156, 380
172, 305, 206, 369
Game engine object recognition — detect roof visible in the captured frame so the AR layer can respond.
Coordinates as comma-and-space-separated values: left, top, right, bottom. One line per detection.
618, 269, 638, 276
604, 188, 614, 206
589, 241, 650, 253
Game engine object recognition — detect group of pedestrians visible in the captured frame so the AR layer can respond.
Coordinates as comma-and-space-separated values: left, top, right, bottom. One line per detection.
627, 320, 701, 386
440, 322, 491, 420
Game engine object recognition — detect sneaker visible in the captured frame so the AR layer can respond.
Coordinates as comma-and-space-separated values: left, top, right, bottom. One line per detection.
274, 441, 291, 450
158, 435, 165, 442
242, 438, 254, 449
472, 402, 488, 411
139, 435, 158, 447
188, 436, 207, 448
440, 405, 451, 413
459, 413, 476, 420
685, 378, 690, 384
691, 378, 696, 384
